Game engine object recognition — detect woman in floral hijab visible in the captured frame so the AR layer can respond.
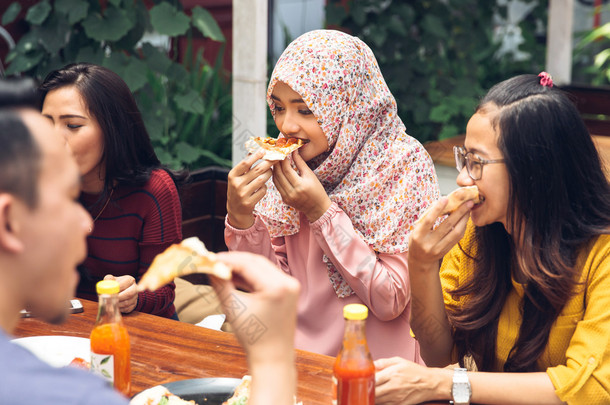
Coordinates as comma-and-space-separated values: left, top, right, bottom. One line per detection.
225, 30, 440, 360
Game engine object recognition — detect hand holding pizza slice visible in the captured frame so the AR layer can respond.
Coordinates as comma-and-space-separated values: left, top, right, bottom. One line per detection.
440, 185, 481, 215
245, 136, 308, 161
418, 186, 481, 224
137, 237, 231, 293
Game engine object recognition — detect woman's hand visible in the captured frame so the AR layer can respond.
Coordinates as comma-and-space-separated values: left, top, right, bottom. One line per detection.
104, 274, 138, 313
408, 198, 473, 269
226, 150, 274, 229
272, 151, 331, 222
375, 357, 451, 405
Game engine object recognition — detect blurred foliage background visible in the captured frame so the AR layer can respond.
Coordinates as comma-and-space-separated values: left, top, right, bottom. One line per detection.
326, 0, 547, 143
574, 4, 610, 86
1, 0, 231, 170
3, 0, 607, 169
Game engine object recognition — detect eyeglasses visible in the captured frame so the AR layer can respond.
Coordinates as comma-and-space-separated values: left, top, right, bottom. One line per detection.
453, 146, 505, 180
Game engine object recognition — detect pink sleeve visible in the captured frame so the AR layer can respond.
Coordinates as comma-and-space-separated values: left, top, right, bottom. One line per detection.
224, 216, 289, 271
310, 202, 410, 321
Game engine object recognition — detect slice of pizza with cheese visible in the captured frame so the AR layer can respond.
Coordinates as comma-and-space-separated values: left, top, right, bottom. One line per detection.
245, 136, 308, 161
137, 237, 231, 293
441, 185, 481, 215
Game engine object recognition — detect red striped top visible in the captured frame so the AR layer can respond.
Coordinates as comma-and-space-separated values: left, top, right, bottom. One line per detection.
78, 169, 182, 318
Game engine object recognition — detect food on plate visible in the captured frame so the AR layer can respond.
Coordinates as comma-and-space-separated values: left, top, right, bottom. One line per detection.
441, 185, 481, 215
68, 356, 90, 370
222, 375, 302, 405
222, 375, 251, 405
137, 237, 231, 293
244, 136, 308, 161
130, 385, 196, 405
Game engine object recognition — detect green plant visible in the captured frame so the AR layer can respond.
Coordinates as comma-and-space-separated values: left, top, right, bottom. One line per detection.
326, 0, 546, 143
2, 0, 231, 169
574, 5, 610, 86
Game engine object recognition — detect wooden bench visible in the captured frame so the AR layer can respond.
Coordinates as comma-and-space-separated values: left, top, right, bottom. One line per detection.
179, 166, 229, 252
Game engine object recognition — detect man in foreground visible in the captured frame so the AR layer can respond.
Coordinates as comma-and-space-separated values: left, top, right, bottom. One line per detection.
0, 81, 299, 404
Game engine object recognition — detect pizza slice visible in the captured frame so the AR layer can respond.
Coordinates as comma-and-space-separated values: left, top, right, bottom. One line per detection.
137, 237, 231, 293
441, 185, 481, 215
245, 136, 308, 161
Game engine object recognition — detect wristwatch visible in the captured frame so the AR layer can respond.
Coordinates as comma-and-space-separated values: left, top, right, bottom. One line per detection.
451, 367, 471, 405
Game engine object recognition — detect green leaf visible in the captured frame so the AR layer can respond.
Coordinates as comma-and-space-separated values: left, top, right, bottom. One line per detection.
101, 369, 111, 378
122, 58, 149, 92
5, 52, 44, 75
580, 23, 610, 47
114, 2, 147, 50
37, 14, 71, 54
2, 2, 21, 26
191, 7, 225, 42
174, 89, 204, 114
438, 124, 459, 140
25, 1, 51, 25
100, 356, 111, 365
174, 142, 202, 164
55, 0, 89, 24
429, 104, 452, 123
11, 31, 38, 54
150, 3, 190, 37
75, 46, 104, 65
159, 397, 169, 405
82, 7, 133, 42
197, 149, 232, 167
155, 148, 173, 165
141, 43, 173, 74
594, 48, 610, 68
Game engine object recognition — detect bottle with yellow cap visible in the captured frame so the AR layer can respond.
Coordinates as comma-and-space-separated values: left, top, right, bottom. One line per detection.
332, 303, 375, 405
90, 280, 131, 396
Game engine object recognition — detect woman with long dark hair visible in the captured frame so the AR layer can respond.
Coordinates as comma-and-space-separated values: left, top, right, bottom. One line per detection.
375, 73, 610, 404
40, 63, 183, 319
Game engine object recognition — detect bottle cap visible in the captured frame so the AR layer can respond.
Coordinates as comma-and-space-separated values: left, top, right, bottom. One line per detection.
343, 303, 368, 320
96, 280, 120, 295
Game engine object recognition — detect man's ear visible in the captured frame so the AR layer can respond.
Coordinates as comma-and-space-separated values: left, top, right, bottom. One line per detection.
0, 194, 25, 254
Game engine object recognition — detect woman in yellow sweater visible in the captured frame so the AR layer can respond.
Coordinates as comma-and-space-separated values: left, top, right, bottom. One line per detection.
374, 73, 610, 404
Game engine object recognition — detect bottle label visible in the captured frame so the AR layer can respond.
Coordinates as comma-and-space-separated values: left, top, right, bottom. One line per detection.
91, 351, 114, 386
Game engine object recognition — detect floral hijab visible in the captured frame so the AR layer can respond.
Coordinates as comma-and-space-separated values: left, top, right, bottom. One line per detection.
255, 29, 439, 257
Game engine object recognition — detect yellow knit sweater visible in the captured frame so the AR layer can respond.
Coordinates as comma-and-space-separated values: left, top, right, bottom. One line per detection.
440, 223, 610, 404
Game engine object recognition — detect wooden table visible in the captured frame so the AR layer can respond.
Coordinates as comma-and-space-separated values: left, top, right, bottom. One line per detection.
14, 299, 335, 404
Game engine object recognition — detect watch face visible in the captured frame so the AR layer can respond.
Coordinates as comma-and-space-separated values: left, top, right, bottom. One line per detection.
453, 382, 471, 402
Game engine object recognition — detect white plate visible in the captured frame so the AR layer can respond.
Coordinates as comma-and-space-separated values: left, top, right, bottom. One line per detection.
11, 335, 90, 368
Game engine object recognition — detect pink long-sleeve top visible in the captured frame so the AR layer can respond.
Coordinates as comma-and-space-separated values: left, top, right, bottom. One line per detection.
225, 202, 424, 362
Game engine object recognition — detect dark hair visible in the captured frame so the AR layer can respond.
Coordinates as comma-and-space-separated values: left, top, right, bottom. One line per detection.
39, 63, 184, 200
449, 74, 610, 372
0, 110, 41, 207
0, 77, 39, 109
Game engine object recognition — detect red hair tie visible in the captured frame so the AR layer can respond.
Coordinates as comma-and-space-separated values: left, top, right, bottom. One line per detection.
538, 71, 553, 88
